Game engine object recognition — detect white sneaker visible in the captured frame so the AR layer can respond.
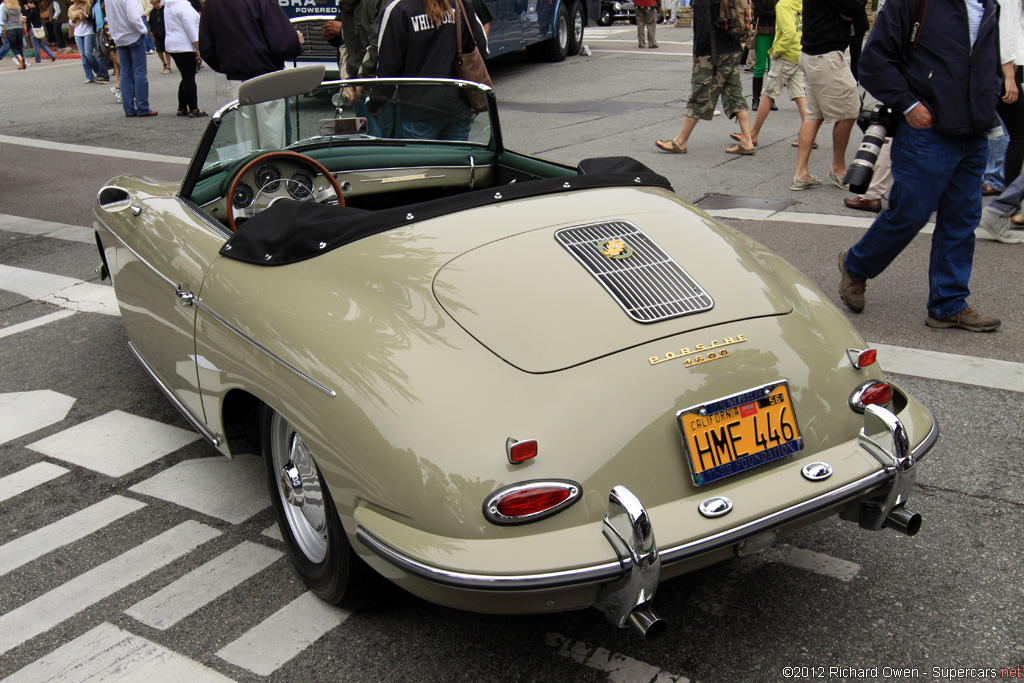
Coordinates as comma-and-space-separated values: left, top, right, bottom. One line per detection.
111, 85, 122, 102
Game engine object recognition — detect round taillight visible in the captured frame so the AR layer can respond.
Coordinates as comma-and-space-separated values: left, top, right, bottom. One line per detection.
850, 380, 893, 413
483, 480, 581, 525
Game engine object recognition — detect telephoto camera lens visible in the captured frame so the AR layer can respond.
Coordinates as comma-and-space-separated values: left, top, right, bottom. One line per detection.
844, 123, 888, 194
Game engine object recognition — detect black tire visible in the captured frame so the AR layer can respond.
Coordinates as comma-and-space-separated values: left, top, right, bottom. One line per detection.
568, 0, 585, 56
261, 404, 371, 604
531, 2, 570, 62
598, 7, 612, 25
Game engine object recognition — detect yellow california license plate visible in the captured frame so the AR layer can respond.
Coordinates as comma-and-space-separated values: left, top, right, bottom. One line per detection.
677, 381, 803, 485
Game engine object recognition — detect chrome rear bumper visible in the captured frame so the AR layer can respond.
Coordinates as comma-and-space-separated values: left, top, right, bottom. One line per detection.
355, 405, 937, 599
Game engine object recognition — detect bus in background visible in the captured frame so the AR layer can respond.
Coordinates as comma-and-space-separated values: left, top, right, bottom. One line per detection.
282, 0, 597, 76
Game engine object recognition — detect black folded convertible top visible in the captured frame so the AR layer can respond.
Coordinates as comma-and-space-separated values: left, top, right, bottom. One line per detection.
220, 157, 673, 266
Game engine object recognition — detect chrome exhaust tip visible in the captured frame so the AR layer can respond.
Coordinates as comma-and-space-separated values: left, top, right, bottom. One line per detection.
883, 506, 922, 536
627, 607, 668, 644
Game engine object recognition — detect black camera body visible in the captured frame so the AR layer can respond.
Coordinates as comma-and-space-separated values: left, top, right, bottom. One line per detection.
843, 105, 899, 194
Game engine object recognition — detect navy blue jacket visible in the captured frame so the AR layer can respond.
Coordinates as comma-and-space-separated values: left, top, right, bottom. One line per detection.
859, 0, 1000, 138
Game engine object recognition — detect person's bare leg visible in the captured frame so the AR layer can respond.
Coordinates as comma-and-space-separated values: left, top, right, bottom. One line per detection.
733, 110, 755, 151
832, 118, 855, 176
794, 117, 824, 180
749, 94, 773, 143
666, 115, 699, 151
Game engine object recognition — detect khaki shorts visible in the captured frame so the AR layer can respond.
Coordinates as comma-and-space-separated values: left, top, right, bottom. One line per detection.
763, 57, 805, 101
799, 51, 860, 121
686, 52, 749, 121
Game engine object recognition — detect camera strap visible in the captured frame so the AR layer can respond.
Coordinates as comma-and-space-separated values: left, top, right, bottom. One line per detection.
904, 0, 927, 60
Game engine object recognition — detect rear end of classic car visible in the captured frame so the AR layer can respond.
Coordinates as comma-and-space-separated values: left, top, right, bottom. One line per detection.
340, 208, 936, 643
351, 329, 935, 643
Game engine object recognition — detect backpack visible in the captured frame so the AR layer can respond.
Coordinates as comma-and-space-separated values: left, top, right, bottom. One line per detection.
716, 0, 752, 37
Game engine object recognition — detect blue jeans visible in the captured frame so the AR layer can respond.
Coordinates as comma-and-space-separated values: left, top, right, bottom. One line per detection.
75, 33, 109, 80
117, 37, 150, 116
845, 122, 987, 320
4, 28, 24, 60
401, 112, 472, 141
983, 117, 1008, 191
31, 31, 56, 61
142, 17, 155, 52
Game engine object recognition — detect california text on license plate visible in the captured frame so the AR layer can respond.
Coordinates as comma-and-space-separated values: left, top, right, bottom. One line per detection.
676, 381, 803, 485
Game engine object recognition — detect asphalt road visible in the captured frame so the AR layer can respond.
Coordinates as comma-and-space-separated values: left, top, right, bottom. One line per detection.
1, 24, 1022, 683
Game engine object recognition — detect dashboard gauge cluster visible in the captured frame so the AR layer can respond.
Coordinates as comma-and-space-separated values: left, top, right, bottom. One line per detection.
231, 183, 255, 210
288, 172, 315, 199
254, 164, 283, 193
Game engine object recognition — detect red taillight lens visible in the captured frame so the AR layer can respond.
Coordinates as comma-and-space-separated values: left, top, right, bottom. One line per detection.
484, 480, 581, 525
507, 439, 538, 464
848, 348, 877, 368
496, 487, 569, 517
850, 380, 893, 412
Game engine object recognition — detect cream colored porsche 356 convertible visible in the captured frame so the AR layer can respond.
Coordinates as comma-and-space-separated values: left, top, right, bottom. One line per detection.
93, 66, 936, 643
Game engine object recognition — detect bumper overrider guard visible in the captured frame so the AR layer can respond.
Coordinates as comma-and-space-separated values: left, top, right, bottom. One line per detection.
355, 405, 934, 639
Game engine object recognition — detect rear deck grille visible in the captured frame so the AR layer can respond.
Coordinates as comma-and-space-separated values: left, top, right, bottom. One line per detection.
555, 221, 713, 323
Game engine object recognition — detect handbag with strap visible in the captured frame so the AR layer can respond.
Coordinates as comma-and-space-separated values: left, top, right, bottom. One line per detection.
453, 0, 492, 112
33, 26, 47, 39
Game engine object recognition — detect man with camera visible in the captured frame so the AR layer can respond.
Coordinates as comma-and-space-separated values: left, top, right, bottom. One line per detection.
837, 0, 1003, 332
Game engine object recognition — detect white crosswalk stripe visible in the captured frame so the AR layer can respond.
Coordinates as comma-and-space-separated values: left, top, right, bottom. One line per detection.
3, 622, 234, 683
0, 264, 118, 316
0, 521, 221, 656
126, 541, 284, 630
216, 591, 357, 676
0, 462, 69, 504
0, 390, 76, 446
29, 410, 201, 478
0, 495, 147, 577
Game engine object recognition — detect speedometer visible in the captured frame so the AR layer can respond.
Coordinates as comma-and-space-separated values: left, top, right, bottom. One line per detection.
254, 164, 282, 192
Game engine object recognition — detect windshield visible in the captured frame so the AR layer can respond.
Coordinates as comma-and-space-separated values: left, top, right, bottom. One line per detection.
201, 79, 494, 177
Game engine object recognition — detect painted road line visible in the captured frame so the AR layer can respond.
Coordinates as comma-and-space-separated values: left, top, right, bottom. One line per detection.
129, 455, 270, 525
761, 544, 861, 582
0, 310, 77, 340
0, 390, 76, 446
875, 343, 1024, 394
216, 591, 355, 676
0, 264, 118, 316
3, 622, 234, 683
0, 213, 95, 244
0, 495, 147, 577
0, 521, 221, 655
126, 541, 283, 630
0, 134, 191, 165
29, 410, 201, 478
0, 463, 70, 505
545, 632, 688, 683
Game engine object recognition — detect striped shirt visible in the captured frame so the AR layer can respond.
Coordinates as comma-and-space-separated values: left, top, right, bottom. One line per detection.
964, 0, 984, 45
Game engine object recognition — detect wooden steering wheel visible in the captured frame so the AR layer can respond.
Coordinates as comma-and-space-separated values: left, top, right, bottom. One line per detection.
226, 151, 346, 233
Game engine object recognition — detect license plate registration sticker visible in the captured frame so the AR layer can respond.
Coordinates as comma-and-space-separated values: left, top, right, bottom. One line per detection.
677, 381, 803, 485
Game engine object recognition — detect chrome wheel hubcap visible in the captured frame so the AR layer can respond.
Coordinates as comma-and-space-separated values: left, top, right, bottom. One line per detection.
272, 414, 328, 563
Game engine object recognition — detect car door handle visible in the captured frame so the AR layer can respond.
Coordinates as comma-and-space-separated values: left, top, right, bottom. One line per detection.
175, 285, 196, 307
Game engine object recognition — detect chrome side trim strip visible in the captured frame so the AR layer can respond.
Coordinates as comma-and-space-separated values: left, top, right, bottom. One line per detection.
127, 341, 221, 447
196, 302, 337, 397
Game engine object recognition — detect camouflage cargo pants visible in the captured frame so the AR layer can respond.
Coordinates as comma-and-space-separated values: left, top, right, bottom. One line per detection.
685, 52, 749, 121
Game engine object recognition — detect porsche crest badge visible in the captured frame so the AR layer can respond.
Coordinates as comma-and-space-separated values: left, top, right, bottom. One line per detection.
598, 238, 633, 259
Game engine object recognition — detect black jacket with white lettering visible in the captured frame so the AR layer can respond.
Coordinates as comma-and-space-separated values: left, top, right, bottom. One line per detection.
376, 0, 487, 80
860, 0, 1000, 137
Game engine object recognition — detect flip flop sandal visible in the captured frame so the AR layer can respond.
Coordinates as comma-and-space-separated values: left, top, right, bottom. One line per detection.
726, 145, 756, 155
729, 132, 757, 146
792, 140, 819, 149
655, 139, 686, 154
